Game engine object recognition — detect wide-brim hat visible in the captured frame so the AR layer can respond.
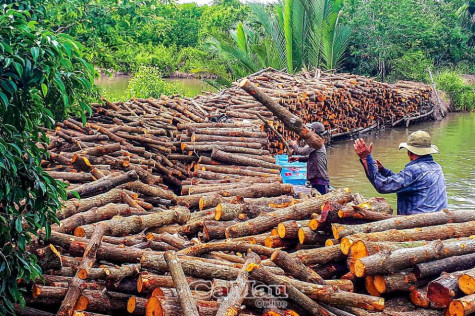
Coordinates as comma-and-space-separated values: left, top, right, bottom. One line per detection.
398, 130, 439, 155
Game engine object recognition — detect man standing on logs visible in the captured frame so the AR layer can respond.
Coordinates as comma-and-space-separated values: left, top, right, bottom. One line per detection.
289, 122, 330, 195
354, 130, 448, 215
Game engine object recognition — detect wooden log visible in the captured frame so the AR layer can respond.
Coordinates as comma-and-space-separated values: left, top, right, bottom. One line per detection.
164, 251, 200, 316
181, 144, 269, 155
54, 203, 144, 233
177, 183, 293, 208
67, 170, 138, 198
59, 188, 124, 219
146, 232, 192, 250
428, 270, 468, 308
179, 241, 275, 257
458, 269, 475, 295
85, 264, 140, 281
246, 258, 331, 316
446, 294, 475, 316
355, 239, 475, 277
410, 286, 432, 308
137, 273, 205, 293
14, 305, 55, 316
292, 245, 345, 265
341, 221, 475, 255
414, 253, 475, 279
298, 227, 328, 245
239, 79, 324, 149
202, 220, 237, 241
123, 181, 177, 201
373, 270, 430, 293
74, 206, 190, 237
56, 224, 105, 316
347, 240, 429, 273
332, 209, 475, 239
36, 244, 62, 270
225, 189, 352, 238
196, 164, 277, 177
211, 149, 281, 170
215, 255, 258, 316
270, 249, 325, 284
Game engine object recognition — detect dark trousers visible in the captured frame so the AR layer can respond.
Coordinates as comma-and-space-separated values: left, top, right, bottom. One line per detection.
312, 184, 329, 195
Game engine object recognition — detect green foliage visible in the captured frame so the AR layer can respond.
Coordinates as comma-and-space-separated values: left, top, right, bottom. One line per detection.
343, 0, 472, 81
390, 50, 432, 82
209, 0, 351, 77
127, 66, 182, 99
435, 70, 475, 111
0, 6, 95, 314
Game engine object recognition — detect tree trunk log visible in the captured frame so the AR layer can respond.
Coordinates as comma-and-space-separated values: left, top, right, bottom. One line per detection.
270, 249, 325, 284
458, 269, 475, 295
211, 149, 281, 170
355, 239, 475, 277
67, 170, 138, 198
164, 251, 200, 316
74, 206, 190, 237
225, 189, 352, 238
341, 221, 475, 256
427, 270, 468, 308
414, 253, 475, 279
56, 224, 105, 316
333, 209, 475, 239
446, 293, 475, 316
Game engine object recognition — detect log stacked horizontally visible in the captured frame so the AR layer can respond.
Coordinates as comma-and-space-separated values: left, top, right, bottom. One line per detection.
19, 69, 470, 316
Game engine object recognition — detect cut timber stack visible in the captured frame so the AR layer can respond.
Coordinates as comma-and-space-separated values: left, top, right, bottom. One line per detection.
18, 69, 457, 316
193, 68, 436, 154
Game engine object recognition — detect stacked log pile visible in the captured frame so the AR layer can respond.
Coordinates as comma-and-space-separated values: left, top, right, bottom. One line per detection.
17, 69, 457, 316
194, 68, 435, 154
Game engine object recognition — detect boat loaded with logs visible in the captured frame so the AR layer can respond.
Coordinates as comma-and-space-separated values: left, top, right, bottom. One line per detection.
17, 69, 473, 316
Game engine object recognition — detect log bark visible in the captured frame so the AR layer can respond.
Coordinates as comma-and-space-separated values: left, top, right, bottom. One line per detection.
332, 209, 475, 239
340, 221, 475, 255
215, 255, 258, 316
373, 270, 430, 293
164, 251, 200, 316
446, 293, 475, 316
74, 206, 190, 237
36, 244, 63, 270
56, 224, 105, 316
414, 253, 475, 279
211, 149, 281, 170
292, 245, 345, 265
67, 170, 138, 198
225, 189, 352, 238
427, 270, 468, 308
270, 249, 325, 284
458, 269, 475, 295
355, 239, 475, 277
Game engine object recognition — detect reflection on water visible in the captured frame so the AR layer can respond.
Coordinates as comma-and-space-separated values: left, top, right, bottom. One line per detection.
94, 75, 215, 101
327, 113, 475, 210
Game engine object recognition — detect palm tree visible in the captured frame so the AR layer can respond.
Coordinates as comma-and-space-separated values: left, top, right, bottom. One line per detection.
457, 0, 475, 47
208, 0, 351, 76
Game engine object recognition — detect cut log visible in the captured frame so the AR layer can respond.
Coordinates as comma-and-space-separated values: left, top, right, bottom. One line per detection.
332, 209, 475, 239
54, 203, 144, 233
74, 206, 190, 237
428, 270, 468, 308
67, 170, 138, 198
246, 257, 331, 316
292, 245, 345, 265
56, 224, 105, 316
211, 149, 281, 170
341, 221, 475, 255
270, 249, 325, 284
225, 189, 352, 238
373, 270, 430, 293
277, 220, 309, 240
446, 293, 475, 316
458, 269, 475, 295
415, 253, 475, 279
355, 239, 475, 277
164, 251, 200, 316
215, 254, 258, 316
36, 244, 62, 270
58, 188, 124, 219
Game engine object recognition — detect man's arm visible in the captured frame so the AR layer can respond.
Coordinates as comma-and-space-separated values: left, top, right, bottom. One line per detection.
365, 155, 417, 194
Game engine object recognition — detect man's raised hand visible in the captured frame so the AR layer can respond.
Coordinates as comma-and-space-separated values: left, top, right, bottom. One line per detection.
354, 138, 373, 159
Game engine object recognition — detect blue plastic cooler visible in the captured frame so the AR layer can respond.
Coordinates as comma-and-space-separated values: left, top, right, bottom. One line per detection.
275, 155, 307, 185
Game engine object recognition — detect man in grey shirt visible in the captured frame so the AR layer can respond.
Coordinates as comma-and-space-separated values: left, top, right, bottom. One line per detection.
289, 122, 330, 194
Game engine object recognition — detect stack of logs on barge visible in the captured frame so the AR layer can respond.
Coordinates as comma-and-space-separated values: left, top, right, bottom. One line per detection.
18, 70, 474, 316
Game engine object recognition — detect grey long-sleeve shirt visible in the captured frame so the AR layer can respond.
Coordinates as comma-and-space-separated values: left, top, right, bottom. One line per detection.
292, 143, 330, 185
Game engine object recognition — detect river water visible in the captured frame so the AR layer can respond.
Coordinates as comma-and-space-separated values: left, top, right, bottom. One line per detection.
327, 113, 475, 210
96, 77, 474, 210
